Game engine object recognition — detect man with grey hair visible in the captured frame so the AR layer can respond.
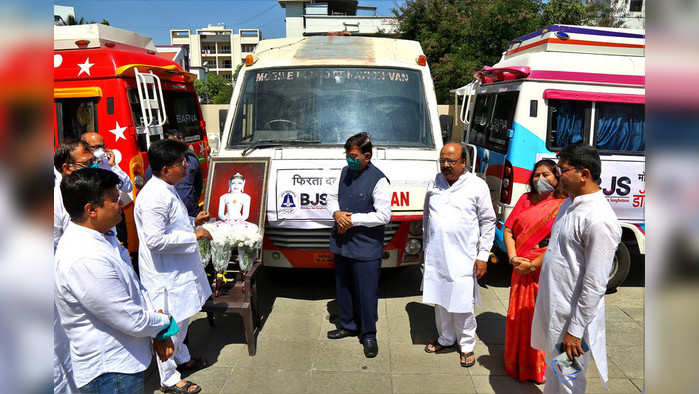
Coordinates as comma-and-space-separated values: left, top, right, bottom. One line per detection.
422, 142, 495, 368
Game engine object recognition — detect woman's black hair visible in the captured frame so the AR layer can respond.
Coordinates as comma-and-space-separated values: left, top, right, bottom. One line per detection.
529, 159, 558, 192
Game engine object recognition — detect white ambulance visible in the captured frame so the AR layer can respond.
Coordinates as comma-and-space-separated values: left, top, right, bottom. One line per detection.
214, 35, 444, 269
455, 25, 645, 290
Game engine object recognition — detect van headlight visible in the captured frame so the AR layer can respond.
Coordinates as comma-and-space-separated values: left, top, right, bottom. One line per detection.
405, 238, 422, 255
409, 221, 423, 236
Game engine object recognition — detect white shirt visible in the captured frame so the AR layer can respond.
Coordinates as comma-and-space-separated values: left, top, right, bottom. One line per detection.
422, 172, 496, 313
54, 223, 171, 388
53, 168, 70, 252
326, 174, 391, 228
135, 176, 212, 321
98, 158, 133, 194
531, 190, 622, 385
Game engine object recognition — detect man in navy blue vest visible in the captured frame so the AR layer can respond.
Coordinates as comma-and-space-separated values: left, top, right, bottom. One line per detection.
327, 132, 391, 358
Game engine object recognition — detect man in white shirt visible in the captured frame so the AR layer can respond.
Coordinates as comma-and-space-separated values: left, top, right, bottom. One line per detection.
135, 139, 212, 393
327, 132, 391, 358
422, 143, 495, 368
53, 140, 96, 251
54, 168, 175, 393
531, 145, 622, 393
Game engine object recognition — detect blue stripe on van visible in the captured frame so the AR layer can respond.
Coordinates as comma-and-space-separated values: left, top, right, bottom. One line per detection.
508, 122, 551, 170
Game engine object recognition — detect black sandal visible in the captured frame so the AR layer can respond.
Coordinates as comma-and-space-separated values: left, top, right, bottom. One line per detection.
460, 351, 475, 367
177, 357, 209, 373
160, 380, 201, 393
424, 339, 456, 353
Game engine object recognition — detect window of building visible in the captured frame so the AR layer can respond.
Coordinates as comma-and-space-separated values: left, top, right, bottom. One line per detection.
629, 0, 643, 12
241, 44, 256, 53
172, 31, 189, 38
220, 45, 231, 54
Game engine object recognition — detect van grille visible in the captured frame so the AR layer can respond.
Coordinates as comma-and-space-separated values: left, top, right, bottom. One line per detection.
265, 222, 401, 249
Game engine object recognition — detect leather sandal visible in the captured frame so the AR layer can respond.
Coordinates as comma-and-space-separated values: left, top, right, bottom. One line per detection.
160, 380, 201, 393
460, 351, 475, 367
177, 357, 209, 373
424, 339, 456, 353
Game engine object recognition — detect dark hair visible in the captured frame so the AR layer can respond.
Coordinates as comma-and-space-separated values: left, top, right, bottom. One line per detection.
529, 159, 558, 192
54, 140, 90, 171
165, 129, 185, 140
558, 144, 602, 182
60, 168, 121, 221
344, 132, 372, 155
148, 139, 187, 176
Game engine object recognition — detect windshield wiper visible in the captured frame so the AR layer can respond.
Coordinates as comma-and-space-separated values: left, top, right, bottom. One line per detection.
241, 139, 321, 156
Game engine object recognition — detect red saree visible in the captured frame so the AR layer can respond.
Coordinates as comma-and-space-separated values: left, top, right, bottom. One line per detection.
504, 193, 564, 383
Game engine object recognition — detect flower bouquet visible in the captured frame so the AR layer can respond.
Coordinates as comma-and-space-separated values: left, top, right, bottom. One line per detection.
228, 226, 262, 272
197, 236, 211, 268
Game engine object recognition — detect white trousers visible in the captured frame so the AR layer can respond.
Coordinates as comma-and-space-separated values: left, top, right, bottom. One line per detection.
157, 319, 191, 387
434, 304, 477, 353
542, 352, 591, 394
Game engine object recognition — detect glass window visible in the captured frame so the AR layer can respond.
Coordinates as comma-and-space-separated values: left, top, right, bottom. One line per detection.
594, 102, 645, 152
468, 94, 494, 146
488, 92, 519, 150
630, 0, 643, 12
227, 67, 434, 148
128, 89, 204, 144
547, 99, 590, 150
55, 98, 98, 143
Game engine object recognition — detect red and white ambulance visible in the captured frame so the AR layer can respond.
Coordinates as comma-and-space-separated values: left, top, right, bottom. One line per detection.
54, 24, 210, 252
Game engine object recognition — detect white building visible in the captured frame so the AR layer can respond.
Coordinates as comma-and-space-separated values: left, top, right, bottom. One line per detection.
278, 0, 398, 37
170, 24, 262, 83
54, 5, 75, 25
579, 0, 645, 29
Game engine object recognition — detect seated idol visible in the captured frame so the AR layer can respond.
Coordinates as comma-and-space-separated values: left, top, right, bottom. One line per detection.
218, 173, 252, 223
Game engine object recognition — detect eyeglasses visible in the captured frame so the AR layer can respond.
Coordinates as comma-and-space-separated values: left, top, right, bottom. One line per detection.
170, 159, 188, 168
555, 165, 575, 176
70, 157, 97, 168
439, 158, 460, 165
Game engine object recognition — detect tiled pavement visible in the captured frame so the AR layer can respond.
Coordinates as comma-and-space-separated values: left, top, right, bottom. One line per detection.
145, 264, 644, 393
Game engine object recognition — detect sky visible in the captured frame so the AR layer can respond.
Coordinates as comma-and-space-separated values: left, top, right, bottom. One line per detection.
58, 0, 406, 45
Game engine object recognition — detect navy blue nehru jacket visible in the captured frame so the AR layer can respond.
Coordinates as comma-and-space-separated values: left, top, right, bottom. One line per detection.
329, 162, 389, 261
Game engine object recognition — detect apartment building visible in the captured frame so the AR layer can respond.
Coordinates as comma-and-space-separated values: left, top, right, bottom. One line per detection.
278, 0, 398, 37
579, 0, 645, 29
170, 24, 262, 83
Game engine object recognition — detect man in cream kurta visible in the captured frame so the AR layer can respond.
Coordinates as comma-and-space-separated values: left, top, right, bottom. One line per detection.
135, 139, 212, 392
532, 145, 621, 393
423, 143, 495, 367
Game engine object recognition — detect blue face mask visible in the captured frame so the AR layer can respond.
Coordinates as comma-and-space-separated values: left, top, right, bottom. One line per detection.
346, 156, 361, 171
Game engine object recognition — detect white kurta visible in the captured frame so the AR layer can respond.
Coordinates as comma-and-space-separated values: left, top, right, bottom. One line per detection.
422, 172, 496, 313
531, 190, 622, 385
135, 176, 212, 322
53, 168, 70, 252
55, 223, 171, 388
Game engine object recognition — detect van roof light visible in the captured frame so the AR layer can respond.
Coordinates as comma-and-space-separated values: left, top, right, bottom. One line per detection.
417, 54, 426, 66
245, 54, 257, 66
75, 40, 90, 47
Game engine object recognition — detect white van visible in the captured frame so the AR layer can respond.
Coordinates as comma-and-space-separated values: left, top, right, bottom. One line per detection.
455, 25, 645, 290
214, 35, 444, 268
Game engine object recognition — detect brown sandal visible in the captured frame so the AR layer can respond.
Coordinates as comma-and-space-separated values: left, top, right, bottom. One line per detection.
460, 351, 475, 367
160, 380, 201, 393
424, 340, 456, 353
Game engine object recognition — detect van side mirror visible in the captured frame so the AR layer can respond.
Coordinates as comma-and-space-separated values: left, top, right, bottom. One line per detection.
439, 114, 454, 142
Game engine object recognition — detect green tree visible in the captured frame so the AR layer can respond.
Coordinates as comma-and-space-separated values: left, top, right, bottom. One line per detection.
194, 72, 232, 104
394, 0, 625, 103
65, 15, 87, 25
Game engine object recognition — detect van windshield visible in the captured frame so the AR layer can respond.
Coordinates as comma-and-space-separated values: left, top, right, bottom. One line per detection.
227, 67, 434, 148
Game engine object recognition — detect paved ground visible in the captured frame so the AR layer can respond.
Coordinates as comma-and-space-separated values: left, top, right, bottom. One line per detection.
145, 263, 644, 393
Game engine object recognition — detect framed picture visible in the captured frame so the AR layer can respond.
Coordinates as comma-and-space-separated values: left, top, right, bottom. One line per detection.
203, 156, 271, 236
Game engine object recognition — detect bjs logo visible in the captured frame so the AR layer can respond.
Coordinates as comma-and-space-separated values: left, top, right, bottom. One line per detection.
301, 193, 327, 206
602, 176, 631, 196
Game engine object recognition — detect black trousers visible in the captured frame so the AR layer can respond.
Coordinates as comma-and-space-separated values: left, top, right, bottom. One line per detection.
333, 254, 381, 340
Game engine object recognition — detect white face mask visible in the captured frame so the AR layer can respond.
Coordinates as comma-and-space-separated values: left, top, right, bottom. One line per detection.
93, 148, 106, 161
535, 177, 555, 194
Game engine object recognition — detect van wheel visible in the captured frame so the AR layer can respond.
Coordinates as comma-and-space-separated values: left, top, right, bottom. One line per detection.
607, 242, 631, 292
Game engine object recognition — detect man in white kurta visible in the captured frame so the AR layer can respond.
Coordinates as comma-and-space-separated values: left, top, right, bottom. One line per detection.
55, 168, 174, 391
531, 145, 622, 393
135, 139, 212, 391
423, 143, 495, 367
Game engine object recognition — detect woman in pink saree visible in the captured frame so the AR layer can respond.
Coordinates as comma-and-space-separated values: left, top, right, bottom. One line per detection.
504, 159, 565, 384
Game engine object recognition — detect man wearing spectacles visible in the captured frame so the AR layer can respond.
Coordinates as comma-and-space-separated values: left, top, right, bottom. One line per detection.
422, 142, 496, 368
134, 139, 212, 393
532, 144, 622, 393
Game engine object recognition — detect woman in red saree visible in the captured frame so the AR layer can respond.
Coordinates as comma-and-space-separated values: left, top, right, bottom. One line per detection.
504, 159, 565, 384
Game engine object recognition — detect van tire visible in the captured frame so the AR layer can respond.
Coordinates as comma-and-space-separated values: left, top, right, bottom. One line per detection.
607, 242, 631, 292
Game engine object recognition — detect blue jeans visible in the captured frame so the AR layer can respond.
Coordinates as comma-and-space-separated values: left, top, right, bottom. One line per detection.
79, 371, 144, 394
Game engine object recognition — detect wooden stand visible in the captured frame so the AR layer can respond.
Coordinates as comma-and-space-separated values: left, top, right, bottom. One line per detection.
201, 261, 262, 356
